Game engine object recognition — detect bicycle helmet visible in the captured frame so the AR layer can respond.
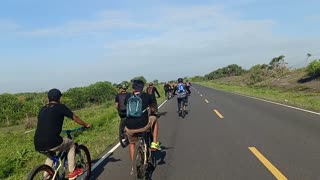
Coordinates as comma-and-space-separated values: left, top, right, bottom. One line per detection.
118, 83, 128, 90
177, 78, 183, 83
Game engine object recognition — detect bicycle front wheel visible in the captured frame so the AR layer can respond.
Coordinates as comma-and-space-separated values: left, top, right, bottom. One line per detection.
27, 164, 55, 180
75, 145, 91, 180
133, 145, 146, 180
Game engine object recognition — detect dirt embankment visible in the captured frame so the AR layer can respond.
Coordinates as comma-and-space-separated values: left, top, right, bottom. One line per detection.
215, 68, 320, 93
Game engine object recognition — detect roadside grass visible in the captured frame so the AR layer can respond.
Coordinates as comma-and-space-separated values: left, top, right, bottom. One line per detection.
1, 85, 166, 179
197, 81, 320, 112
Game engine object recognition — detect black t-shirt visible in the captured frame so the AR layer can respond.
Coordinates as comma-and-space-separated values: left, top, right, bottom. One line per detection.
115, 92, 131, 113
164, 84, 170, 91
34, 103, 74, 151
125, 92, 156, 129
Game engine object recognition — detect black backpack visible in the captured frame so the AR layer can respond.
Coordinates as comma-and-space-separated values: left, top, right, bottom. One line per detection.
118, 93, 127, 111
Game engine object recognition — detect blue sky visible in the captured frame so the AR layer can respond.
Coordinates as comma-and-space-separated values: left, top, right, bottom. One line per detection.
1, 0, 320, 93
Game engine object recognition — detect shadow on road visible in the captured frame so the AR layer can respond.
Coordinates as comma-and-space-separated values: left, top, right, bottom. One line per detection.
90, 153, 121, 180
145, 146, 173, 180
158, 111, 168, 118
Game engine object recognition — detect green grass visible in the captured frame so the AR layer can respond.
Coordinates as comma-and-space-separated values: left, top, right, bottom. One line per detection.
197, 81, 320, 112
0, 85, 166, 180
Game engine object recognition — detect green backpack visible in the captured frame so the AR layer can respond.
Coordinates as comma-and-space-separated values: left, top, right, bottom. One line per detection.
126, 93, 146, 117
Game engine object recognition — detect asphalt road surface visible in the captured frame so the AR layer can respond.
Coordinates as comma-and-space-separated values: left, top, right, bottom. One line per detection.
91, 84, 320, 180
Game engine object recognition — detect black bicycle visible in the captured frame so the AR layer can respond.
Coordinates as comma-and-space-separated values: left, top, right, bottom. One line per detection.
165, 91, 172, 100
27, 127, 91, 180
119, 117, 129, 148
132, 128, 157, 180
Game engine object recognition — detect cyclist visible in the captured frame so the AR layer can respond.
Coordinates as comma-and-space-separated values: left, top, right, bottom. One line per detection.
33, 88, 91, 180
185, 80, 192, 95
173, 78, 188, 116
115, 83, 131, 119
163, 82, 171, 99
146, 82, 161, 114
125, 80, 161, 175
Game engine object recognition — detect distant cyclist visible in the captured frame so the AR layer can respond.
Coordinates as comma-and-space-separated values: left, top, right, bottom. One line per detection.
115, 83, 131, 119
185, 80, 192, 95
163, 82, 171, 99
146, 82, 161, 114
173, 78, 188, 116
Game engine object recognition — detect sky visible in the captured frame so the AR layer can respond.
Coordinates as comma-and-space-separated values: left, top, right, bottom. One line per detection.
1, 0, 320, 93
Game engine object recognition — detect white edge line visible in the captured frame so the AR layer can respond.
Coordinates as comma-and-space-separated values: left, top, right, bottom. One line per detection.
90, 99, 168, 172
194, 84, 320, 116
235, 93, 320, 116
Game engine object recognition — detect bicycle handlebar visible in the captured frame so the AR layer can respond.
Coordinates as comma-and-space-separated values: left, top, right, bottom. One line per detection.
62, 126, 87, 134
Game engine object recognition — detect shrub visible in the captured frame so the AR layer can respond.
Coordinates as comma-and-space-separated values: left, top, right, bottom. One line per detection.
307, 60, 320, 77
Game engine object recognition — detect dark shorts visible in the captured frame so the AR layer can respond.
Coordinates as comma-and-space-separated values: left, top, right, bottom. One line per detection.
125, 116, 157, 144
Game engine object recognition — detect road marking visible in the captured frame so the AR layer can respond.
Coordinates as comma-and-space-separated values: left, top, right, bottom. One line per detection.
213, 109, 224, 119
204, 99, 209, 103
90, 99, 168, 172
235, 93, 320, 116
200, 94, 203, 97
249, 147, 287, 180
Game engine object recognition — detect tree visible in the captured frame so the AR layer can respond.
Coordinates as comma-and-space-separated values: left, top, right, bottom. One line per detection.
306, 53, 312, 66
153, 79, 159, 85
269, 55, 286, 69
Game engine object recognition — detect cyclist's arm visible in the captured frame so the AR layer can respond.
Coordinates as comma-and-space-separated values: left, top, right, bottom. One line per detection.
73, 114, 90, 128
115, 94, 119, 109
154, 87, 160, 97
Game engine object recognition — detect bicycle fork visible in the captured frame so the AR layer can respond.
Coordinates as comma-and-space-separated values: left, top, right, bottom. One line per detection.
143, 143, 148, 165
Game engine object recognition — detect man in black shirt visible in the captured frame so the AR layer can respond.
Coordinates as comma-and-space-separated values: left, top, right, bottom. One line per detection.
125, 80, 161, 175
115, 83, 131, 147
146, 82, 160, 113
115, 83, 131, 118
164, 82, 171, 99
34, 88, 91, 180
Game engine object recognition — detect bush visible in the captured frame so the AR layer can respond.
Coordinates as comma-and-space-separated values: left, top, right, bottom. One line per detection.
307, 60, 320, 77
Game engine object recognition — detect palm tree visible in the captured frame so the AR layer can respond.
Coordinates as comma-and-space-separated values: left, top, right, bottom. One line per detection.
306, 53, 312, 66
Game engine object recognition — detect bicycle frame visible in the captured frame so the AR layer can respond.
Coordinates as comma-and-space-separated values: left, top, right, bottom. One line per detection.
46, 127, 84, 179
51, 150, 68, 179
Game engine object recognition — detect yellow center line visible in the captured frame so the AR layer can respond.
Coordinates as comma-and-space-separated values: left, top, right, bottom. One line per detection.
248, 147, 287, 180
213, 109, 224, 119
204, 99, 209, 103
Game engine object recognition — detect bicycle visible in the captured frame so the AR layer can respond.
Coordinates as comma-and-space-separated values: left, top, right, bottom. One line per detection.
119, 117, 129, 148
27, 127, 91, 180
132, 127, 157, 180
165, 91, 172, 100
179, 98, 187, 118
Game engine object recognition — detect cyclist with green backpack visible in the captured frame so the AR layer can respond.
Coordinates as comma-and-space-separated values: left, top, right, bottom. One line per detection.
124, 80, 161, 175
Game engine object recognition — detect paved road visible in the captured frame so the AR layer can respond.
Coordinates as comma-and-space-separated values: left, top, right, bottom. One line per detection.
92, 84, 320, 180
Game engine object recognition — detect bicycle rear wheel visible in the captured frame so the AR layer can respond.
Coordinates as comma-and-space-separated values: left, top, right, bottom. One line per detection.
75, 145, 91, 180
133, 145, 146, 180
119, 118, 129, 148
27, 164, 55, 180
181, 100, 186, 118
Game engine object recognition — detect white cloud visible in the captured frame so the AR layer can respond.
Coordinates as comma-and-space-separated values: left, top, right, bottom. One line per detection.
0, 19, 20, 32
23, 10, 148, 36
